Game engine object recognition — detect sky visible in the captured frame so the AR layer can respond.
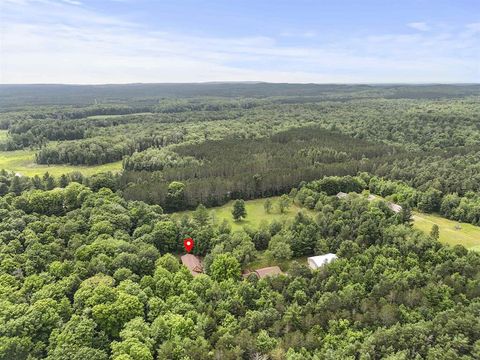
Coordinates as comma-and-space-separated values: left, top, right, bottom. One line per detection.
0, 0, 479, 84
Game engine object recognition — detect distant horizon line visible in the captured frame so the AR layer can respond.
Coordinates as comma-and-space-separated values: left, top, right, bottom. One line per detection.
1, 82, 479, 86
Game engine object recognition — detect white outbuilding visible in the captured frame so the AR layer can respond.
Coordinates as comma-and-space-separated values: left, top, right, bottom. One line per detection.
307, 253, 338, 270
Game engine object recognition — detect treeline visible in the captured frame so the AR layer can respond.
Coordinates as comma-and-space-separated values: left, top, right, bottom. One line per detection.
368, 176, 480, 226
120, 127, 397, 209
0, 100, 253, 150
123, 148, 201, 172
35, 137, 136, 165
2, 83, 479, 108
2, 120, 87, 150
304, 174, 480, 226
292, 98, 480, 150
4, 164, 480, 227
3, 95, 479, 154
35, 131, 186, 165
374, 150, 480, 195
0, 170, 121, 197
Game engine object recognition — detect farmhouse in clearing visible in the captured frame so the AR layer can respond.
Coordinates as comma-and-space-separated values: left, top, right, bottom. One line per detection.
181, 254, 203, 276
308, 253, 338, 270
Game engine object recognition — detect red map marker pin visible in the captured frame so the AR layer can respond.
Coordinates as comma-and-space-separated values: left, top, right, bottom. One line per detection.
183, 238, 194, 253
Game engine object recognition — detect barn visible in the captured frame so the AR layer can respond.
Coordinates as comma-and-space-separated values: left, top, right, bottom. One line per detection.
307, 253, 338, 270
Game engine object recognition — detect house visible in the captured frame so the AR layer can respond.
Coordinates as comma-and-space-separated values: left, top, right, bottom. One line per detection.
387, 202, 402, 213
181, 254, 203, 276
254, 266, 283, 279
307, 253, 338, 270
336, 192, 348, 199
365, 193, 402, 213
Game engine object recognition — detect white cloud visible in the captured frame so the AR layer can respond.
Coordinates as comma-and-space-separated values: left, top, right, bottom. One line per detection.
0, 0, 478, 84
60, 0, 82, 5
407, 22, 430, 31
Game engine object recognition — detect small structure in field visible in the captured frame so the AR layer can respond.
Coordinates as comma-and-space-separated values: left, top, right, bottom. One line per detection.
307, 253, 338, 270
387, 202, 402, 213
181, 254, 203, 276
367, 194, 376, 201
336, 192, 348, 199
254, 266, 283, 279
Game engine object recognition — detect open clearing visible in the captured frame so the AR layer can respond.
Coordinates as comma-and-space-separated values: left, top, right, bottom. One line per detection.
413, 212, 480, 251
174, 197, 480, 252
173, 196, 315, 231
0, 148, 122, 176
86, 112, 153, 120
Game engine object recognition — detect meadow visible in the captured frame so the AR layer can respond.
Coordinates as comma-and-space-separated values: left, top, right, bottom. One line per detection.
413, 212, 480, 251
173, 196, 315, 231
0, 148, 122, 176
0, 129, 123, 176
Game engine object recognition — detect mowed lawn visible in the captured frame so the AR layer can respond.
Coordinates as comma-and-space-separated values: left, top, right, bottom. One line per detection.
0, 148, 122, 176
413, 212, 480, 251
173, 197, 315, 231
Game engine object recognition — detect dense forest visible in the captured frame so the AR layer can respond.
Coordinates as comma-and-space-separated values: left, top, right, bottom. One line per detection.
1, 176, 479, 359
0, 84, 480, 359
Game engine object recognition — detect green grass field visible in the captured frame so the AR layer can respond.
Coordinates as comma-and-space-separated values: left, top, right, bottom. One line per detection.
173, 196, 315, 231
413, 212, 480, 251
0, 148, 122, 176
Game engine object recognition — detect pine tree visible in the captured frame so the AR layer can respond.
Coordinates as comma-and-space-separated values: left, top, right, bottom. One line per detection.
9, 175, 22, 195
232, 199, 247, 221
430, 224, 440, 240
264, 199, 272, 214
193, 204, 210, 226
59, 174, 69, 188
278, 194, 290, 214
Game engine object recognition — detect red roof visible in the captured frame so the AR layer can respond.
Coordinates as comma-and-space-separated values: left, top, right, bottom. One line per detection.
181, 254, 203, 276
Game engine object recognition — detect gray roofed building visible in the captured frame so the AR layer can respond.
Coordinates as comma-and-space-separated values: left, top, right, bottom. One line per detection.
254, 266, 283, 279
